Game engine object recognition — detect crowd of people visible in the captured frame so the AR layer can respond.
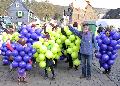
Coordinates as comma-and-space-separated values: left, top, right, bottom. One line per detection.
0, 19, 119, 84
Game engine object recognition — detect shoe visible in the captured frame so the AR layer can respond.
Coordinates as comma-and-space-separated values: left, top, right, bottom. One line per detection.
65, 60, 68, 63
79, 75, 86, 79
103, 71, 107, 74
51, 76, 55, 80
44, 75, 48, 80
86, 76, 91, 80
106, 70, 111, 74
67, 67, 72, 70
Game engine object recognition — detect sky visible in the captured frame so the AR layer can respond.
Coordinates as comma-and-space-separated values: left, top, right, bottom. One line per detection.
35, 0, 120, 9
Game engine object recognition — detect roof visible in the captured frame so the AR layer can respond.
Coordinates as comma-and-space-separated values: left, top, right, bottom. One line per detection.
7, 0, 29, 11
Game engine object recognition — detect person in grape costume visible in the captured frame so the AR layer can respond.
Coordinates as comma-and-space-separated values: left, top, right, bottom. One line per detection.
44, 32, 55, 80
101, 27, 112, 74
68, 23, 98, 80
17, 38, 28, 83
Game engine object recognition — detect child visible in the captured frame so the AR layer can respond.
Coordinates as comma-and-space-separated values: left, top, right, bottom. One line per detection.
44, 33, 55, 80
18, 69, 27, 84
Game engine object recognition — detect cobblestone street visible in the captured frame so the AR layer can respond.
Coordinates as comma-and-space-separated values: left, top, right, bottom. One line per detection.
0, 53, 120, 86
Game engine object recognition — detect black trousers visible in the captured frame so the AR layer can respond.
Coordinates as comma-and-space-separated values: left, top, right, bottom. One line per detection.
45, 66, 55, 77
67, 54, 73, 68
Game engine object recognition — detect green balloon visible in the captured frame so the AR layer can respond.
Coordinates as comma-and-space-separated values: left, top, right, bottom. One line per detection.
40, 45, 47, 53
38, 54, 45, 61
66, 30, 72, 35
75, 39, 81, 45
56, 39, 61, 44
36, 57, 40, 62
65, 39, 71, 45
73, 59, 80, 66
55, 34, 60, 39
60, 35, 67, 41
39, 61, 46, 68
45, 50, 53, 59
71, 52, 78, 59
70, 43, 75, 48
44, 42, 49, 46
34, 52, 39, 58
51, 47, 58, 54
67, 48, 72, 54
69, 35, 75, 41
72, 46, 79, 51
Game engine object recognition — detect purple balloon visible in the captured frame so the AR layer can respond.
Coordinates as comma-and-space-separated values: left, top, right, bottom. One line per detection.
110, 54, 117, 60
103, 37, 110, 44
97, 39, 102, 46
101, 54, 109, 62
19, 61, 26, 68
11, 44, 16, 49
16, 45, 24, 51
20, 51, 25, 57
95, 52, 102, 59
101, 44, 107, 50
2, 43, 6, 47
18, 68, 25, 75
112, 32, 120, 40
31, 48, 36, 54
114, 44, 120, 50
12, 61, 18, 68
2, 47, 8, 52
26, 63, 32, 70
117, 39, 120, 44
112, 50, 117, 54
21, 29, 28, 35
3, 56, 9, 60
31, 33, 37, 40
102, 63, 109, 69
3, 59, 9, 65
107, 51, 112, 56
28, 38, 33, 43
6, 50, 11, 56
35, 29, 42, 35
28, 53, 33, 57
108, 60, 114, 66
110, 31, 116, 36
25, 33, 31, 38
12, 50, 18, 56
110, 40, 117, 47
1, 52, 5, 56
101, 34, 106, 39
23, 55, 30, 62
14, 56, 22, 62
24, 47, 30, 53
107, 46, 113, 51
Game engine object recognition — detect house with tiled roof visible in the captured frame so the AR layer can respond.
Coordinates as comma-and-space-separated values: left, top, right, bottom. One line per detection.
7, 0, 37, 25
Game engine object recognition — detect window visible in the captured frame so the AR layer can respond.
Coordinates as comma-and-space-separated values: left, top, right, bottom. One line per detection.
16, 11, 24, 18
16, 3, 19, 7
29, 12, 32, 18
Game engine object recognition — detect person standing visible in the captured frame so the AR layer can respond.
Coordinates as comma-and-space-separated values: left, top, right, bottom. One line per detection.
68, 23, 98, 80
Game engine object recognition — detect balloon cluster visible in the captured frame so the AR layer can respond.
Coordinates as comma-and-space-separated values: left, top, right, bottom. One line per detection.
0, 43, 13, 65
33, 30, 62, 68
19, 25, 44, 44
63, 26, 81, 66
2, 32, 20, 43
96, 30, 120, 69
11, 40, 36, 72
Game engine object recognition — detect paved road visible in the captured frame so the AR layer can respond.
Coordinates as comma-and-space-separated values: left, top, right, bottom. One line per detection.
0, 54, 120, 86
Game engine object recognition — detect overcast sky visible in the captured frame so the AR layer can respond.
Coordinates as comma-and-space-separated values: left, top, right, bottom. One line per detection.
35, 0, 120, 9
